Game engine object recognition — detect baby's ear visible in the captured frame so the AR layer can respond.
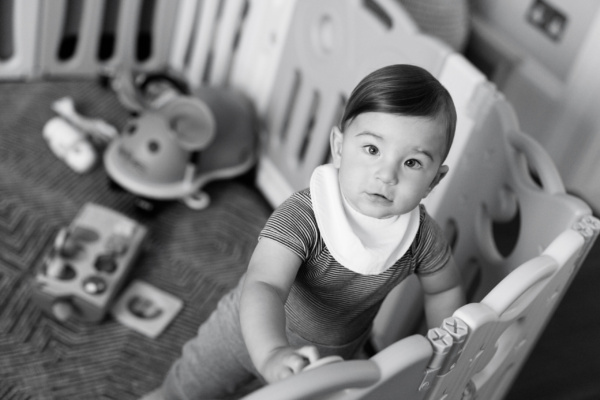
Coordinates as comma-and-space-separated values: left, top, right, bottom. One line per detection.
330, 126, 343, 168
425, 165, 449, 197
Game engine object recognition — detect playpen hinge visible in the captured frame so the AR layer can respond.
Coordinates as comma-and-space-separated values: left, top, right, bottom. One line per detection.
572, 215, 600, 240
439, 317, 469, 374
420, 327, 453, 392
420, 318, 469, 393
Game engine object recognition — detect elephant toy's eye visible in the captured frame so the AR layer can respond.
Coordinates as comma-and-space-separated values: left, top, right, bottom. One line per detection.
126, 123, 137, 135
148, 141, 160, 153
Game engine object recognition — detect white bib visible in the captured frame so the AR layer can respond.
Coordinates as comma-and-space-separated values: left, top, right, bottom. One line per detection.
310, 164, 420, 275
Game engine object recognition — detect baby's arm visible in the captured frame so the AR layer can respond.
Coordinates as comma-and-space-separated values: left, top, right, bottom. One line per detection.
240, 237, 318, 383
419, 257, 466, 328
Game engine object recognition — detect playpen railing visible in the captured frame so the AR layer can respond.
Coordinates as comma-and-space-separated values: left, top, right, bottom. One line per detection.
1, 0, 175, 78
0, 0, 276, 85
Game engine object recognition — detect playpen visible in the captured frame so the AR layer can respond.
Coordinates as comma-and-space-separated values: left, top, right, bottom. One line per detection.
2, 0, 598, 398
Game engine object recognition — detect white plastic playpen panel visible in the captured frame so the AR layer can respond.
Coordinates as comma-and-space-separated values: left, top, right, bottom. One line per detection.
0, 0, 40, 79
1, 1, 598, 399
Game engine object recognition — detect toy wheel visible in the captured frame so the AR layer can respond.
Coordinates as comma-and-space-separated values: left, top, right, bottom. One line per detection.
183, 191, 210, 210
134, 197, 160, 213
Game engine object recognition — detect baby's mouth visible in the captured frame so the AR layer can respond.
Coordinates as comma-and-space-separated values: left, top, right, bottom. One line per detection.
367, 192, 391, 203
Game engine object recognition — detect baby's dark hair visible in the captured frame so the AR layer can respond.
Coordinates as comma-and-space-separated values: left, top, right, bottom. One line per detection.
340, 64, 457, 160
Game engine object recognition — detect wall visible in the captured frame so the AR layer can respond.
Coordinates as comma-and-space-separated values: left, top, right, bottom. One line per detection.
466, 0, 600, 211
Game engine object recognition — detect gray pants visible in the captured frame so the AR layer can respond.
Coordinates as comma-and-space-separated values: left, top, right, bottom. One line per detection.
162, 276, 371, 400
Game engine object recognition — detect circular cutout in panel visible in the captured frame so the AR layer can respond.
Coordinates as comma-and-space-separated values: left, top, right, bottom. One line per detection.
492, 206, 521, 258
316, 15, 335, 54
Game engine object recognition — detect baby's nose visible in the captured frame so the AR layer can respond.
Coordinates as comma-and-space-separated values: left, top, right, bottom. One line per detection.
376, 163, 399, 185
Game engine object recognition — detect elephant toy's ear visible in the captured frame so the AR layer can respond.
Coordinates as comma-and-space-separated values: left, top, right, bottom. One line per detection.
159, 97, 216, 152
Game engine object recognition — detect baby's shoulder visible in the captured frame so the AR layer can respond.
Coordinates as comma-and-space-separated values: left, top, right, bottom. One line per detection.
270, 188, 316, 225
279, 188, 313, 213
415, 204, 449, 251
293, 187, 312, 202
417, 204, 436, 229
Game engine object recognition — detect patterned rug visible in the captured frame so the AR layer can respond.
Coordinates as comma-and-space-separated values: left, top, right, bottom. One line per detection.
0, 79, 272, 399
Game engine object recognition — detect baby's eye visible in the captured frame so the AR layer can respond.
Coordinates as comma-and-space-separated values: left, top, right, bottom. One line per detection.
405, 159, 423, 169
364, 145, 379, 156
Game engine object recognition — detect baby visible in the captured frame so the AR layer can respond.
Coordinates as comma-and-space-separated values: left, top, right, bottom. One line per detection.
143, 64, 465, 400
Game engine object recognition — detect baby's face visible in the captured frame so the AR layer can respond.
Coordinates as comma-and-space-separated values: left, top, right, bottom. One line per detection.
331, 112, 448, 219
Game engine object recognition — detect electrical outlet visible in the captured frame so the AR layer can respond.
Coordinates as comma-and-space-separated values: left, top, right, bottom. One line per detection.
527, 0, 568, 42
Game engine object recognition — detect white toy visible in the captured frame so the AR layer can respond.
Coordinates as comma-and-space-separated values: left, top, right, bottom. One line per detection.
51, 96, 117, 144
43, 97, 119, 173
43, 116, 98, 173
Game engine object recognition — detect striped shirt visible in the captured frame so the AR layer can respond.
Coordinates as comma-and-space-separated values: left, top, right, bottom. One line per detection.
259, 189, 451, 345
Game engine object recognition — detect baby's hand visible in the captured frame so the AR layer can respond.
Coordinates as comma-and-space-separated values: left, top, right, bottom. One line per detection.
260, 345, 319, 383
